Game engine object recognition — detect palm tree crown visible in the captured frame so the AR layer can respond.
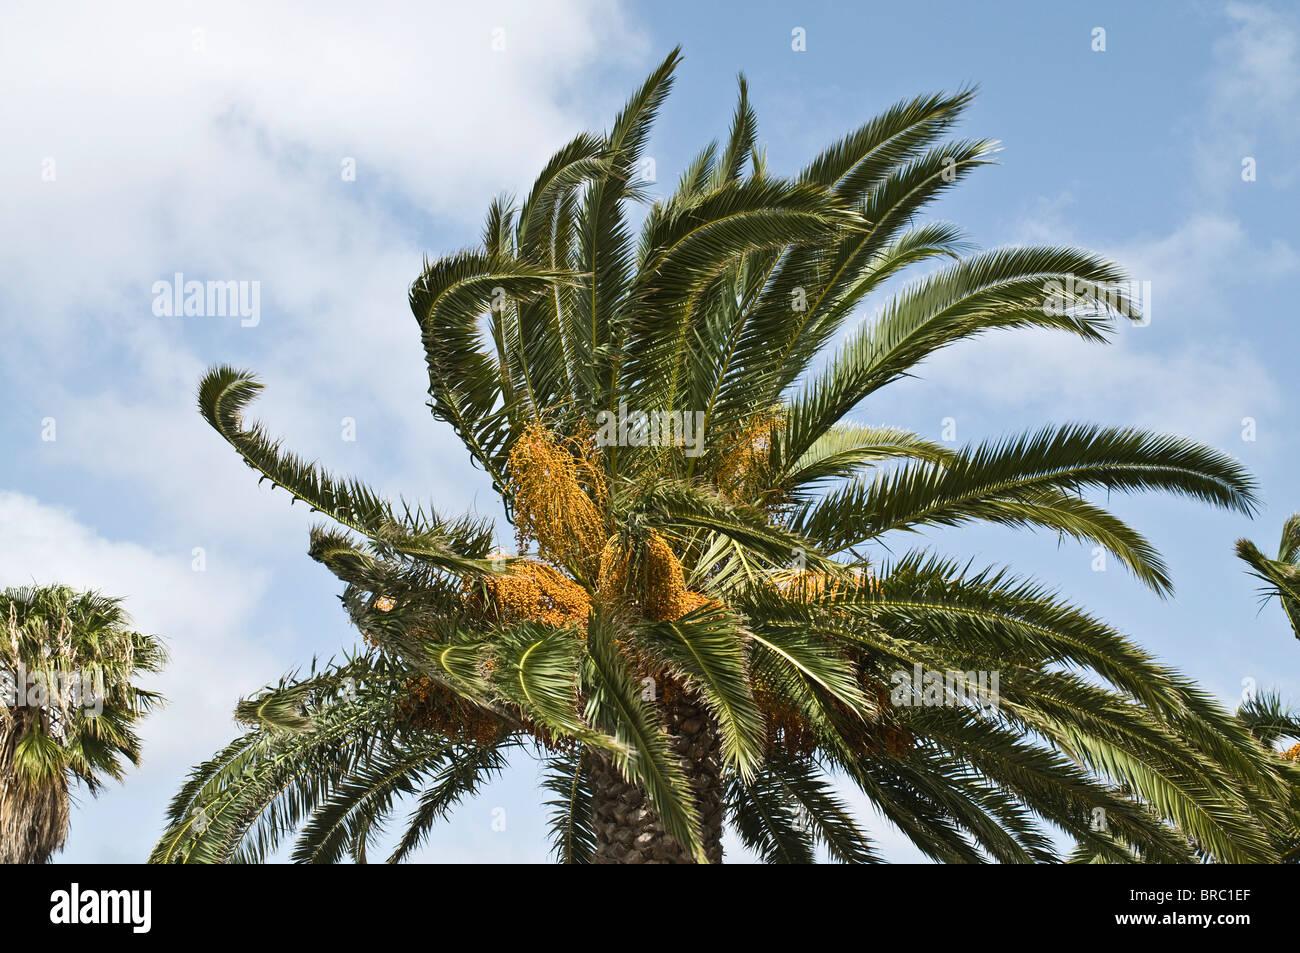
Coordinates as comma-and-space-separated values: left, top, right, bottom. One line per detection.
1237, 513, 1300, 640
155, 50, 1291, 864
2, 585, 166, 863
1233, 516, 1300, 861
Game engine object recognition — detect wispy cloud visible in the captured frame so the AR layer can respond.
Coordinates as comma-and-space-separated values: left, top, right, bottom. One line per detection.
1, 0, 646, 542
881, 4, 1298, 450
1197, 1, 1300, 193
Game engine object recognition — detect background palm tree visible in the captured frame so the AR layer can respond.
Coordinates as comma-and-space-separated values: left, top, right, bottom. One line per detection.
1237, 513, 1300, 641
1236, 515, 1300, 859
155, 50, 1291, 864
1075, 518, 1300, 862
1, 585, 166, 863
1236, 693, 1300, 861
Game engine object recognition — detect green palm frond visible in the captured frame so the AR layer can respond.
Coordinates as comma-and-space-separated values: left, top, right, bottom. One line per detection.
579, 47, 683, 411
542, 751, 595, 863
725, 769, 816, 863
782, 423, 955, 494
385, 743, 512, 863
411, 252, 579, 485
623, 176, 865, 413
582, 609, 707, 863
197, 367, 495, 573
1238, 692, 1300, 748
727, 752, 878, 863
1236, 514, 1300, 639
152, 654, 511, 864
1, 586, 166, 792
792, 424, 1257, 595
634, 605, 764, 779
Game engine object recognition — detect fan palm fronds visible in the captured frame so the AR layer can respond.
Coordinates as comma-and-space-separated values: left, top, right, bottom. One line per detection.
1, 586, 166, 863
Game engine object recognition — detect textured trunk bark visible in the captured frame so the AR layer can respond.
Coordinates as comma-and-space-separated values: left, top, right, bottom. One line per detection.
589, 693, 725, 864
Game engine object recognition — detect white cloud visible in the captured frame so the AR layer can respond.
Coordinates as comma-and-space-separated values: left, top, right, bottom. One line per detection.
0, 0, 644, 226
917, 328, 1276, 442
1197, 2, 1300, 192
0, 491, 279, 758
0, 0, 646, 547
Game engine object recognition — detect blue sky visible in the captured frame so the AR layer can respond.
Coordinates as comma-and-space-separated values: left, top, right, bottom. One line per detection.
1, 0, 1297, 862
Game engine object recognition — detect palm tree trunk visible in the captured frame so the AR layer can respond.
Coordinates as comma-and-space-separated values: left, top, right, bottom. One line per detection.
589, 693, 725, 863
0, 721, 70, 864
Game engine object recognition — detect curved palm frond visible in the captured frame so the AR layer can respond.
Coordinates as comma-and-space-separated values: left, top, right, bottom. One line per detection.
1236, 514, 1300, 639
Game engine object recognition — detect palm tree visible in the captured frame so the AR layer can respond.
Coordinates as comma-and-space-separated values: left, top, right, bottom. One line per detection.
1073, 518, 1300, 863
1237, 514, 1300, 641
1, 585, 166, 863
154, 50, 1292, 864
1236, 693, 1300, 861
1235, 516, 1300, 859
